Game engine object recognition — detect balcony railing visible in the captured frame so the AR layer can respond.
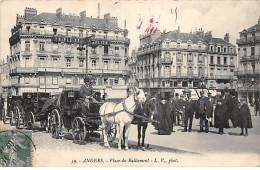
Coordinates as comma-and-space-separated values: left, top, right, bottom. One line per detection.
235, 69, 260, 75
160, 58, 173, 64
236, 36, 260, 45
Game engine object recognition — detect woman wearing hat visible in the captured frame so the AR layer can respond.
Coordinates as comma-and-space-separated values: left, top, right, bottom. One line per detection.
237, 96, 253, 136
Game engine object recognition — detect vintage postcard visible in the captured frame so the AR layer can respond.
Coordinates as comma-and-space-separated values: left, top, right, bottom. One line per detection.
0, 0, 260, 167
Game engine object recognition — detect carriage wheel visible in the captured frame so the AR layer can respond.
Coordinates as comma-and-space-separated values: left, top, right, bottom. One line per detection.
3, 109, 7, 124
51, 109, 61, 139
72, 117, 86, 144
27, 111, 35, 130
107, 124, 117, 142
45, 113, 51, 133
9, 111, 15, 126
15, 107, 22, 129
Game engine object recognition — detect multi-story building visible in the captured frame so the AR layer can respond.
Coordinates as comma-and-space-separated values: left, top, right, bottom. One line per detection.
7, 7, 130, 99
0, 57, 11, 98
203, 31, 237, 90
236, 19, 260, 103
135, 28, 237, 98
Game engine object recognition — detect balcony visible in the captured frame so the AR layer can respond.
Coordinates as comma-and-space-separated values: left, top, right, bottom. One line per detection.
10, 67, 38, 74
215, 75, 233, 79
236, 36, 260, 45
160, 58, 173, 64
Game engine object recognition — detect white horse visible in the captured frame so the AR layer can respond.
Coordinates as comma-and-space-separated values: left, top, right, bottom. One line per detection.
99, 87, 146, 150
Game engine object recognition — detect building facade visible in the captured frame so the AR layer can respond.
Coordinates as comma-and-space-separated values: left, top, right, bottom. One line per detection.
7, 7, 130, 99
135, 28, 237, 98
0, 57, 11, 98
236, 19, 260, 104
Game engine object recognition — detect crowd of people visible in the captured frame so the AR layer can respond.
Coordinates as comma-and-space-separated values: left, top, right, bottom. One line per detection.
152, 89, 254, 136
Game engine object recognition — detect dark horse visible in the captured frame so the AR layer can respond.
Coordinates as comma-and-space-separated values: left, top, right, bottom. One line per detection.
123, 96, 157, 150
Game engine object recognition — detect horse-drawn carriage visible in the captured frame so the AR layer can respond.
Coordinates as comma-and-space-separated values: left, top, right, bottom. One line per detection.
49, 89, 117, 143
2, 95, 22, 125
15, 92, 51, 129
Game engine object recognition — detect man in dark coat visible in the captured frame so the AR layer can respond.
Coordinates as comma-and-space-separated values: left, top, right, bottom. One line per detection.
169, 92, 177, 130
154, 92, 173, 135
198, 91, 212, 133
183, 91, 196, 132
214, 90, 230, 135
230, 91, 239, 128
80, 77, 96, 110
208, 92, 214, 127
176, 94, 185, 126
238, 96, 253, 136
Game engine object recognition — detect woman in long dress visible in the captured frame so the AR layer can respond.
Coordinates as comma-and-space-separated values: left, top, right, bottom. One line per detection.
238, 96, 253, 136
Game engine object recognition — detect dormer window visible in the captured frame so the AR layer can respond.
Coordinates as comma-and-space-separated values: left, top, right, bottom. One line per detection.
210, 46, 214, 52
217, 46, 221, 52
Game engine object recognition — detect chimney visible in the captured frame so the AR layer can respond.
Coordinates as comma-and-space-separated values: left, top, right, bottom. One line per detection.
104, 13, 118, 28
205, 31, 212, 41
16, 14, 24, 25
56, 8, 62, 21
24, 7, 37, 20
80, 11, 86, 22
224, 33, 229, 42
196, 28, 205, 39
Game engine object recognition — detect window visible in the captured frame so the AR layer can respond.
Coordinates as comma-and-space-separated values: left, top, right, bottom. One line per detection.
177, 43, 180, 48
164, 52, 171, 61
210, 68, 214, 77
174, 81, 178, 87
39, 58, 45, 67
53, 58, 58, 67
40, 42, 45, 51
230, 69, 234, 73
217, 56, 221, 64
182, 81, 188, 87
79, 30, 83, 38
109, 79, 113, 85
217, 47, 221, 52
79, 59, 84, 67
177, 66, 181, 73
104, 46, 109, 55
25, 57, 30, 67
210, 56, 214, 64
25, 41, 30, 51
66, 78, 71, 84
40, 27, 44, 34
52, 77, 58, 85
53, 28, 57, 35
188, 53, 192, 62
198, 45, 201, 50
210, 46, 214, 52
223, 47, 227, 53
224, 57, 227, 65
165, 66, 170, 77
25, 77, 30, 84
177, 52, 183, 62
104, 78, 108, 85
165, 80, 171, 87
198, 54, 203, 62
66, 58, 71, 68
66, 29, 71, 36
251, 47, 255, 56
230, 48, 234, 53
91, 47, 96, 54
243, 48, 247, 57
230, 57, 234, 65
115, 46, 119, 56
198, 67, 204, 77
188, 67, 193, 75
188, 45, 191, 50
114, 79, 119, 85
92, 60, 96, 69
103, 60, 108, 69
115, 61, 119, 70
162, 81, 165, 87
193, 82, 198, 87
125, 48, 127, 56
166, 42, 170, 47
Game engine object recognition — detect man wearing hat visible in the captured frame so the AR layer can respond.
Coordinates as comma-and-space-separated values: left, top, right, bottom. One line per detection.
169, 91, 176, 131
154, 91, 173, 135
183, 90, 196, 132
197, 90, 212, 133
176, 94, 185, 126
80, 77, 96, 111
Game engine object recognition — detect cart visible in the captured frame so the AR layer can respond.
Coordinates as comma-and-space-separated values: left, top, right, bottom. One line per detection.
2, 95, 22, 125
15, 92, 51, 129
50, 89, 117, 144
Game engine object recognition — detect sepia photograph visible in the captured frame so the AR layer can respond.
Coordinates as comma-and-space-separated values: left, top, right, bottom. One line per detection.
0, 0, 259, 167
